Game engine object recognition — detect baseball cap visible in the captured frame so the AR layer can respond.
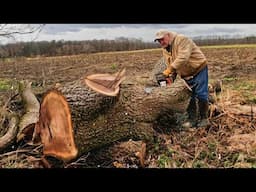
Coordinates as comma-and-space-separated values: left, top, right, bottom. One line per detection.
154, 30, 169, 42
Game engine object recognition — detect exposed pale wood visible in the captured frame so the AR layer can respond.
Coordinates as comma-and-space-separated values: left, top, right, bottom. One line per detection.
17, 81, 40, 141
36, 90, 78, 162
85, 68, 126, 96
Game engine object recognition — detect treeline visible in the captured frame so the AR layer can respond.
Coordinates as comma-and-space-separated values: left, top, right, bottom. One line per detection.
1, 35, 256, 58
194, 35, 256, 46
0, 37, 159, 58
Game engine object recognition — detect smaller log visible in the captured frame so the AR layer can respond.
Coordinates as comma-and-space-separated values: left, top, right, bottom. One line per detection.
17, 80, 40, 141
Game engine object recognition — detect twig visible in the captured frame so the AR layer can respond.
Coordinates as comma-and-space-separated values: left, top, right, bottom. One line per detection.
210, 112, 226, 120
0, 149, 30, 158
64, 152, 90, 168
0, 93, 19, 126
41, 156, 51, 168
251, 104, 254, 122
226, 113, 245, 122
32, 144, 43, 152
3, 93, 19, 110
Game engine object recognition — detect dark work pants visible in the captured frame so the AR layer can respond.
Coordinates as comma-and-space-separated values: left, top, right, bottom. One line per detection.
185, 66, 208, 102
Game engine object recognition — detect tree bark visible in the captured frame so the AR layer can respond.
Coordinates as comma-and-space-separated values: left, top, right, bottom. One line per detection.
54, 77, 191, 156
17, 81, 40, 141
0, 114, 19, 152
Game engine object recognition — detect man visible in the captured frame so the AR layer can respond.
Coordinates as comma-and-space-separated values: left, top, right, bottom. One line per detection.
154, 29, 210, 128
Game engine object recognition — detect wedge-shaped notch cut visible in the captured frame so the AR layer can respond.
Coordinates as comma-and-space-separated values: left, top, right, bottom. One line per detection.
85, 68, 126, 96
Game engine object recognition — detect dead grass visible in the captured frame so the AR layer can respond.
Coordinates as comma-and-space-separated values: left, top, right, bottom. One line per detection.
0, 143, 44, 168
146, 87, 256, 168
0, 46, 255, 168
200, 44, 256, 49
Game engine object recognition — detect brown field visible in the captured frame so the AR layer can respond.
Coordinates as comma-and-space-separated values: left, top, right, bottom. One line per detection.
0, 46, 256, 168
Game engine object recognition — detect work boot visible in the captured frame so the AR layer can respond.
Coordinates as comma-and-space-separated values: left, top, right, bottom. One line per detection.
181, 99, 197, 129
197, 100, 210, 128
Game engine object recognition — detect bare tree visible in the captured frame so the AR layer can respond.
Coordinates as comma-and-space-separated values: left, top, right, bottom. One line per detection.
0, 24, 44, 42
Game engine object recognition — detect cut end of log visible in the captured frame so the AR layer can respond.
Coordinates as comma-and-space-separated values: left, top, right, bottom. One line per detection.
84, 68, 126, 96
36, 89, 78, 162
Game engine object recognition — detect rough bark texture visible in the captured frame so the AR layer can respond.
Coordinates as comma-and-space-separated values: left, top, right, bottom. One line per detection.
17, 81, 40, 141
84, 139, 147, 168
55, 77, 191, 155
0, 115, 19, 151
0, 59, 190, 159
0, 80, 37, 151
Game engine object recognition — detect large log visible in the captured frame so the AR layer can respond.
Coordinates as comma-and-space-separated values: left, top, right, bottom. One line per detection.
0, 59, 191, 161
52, 76, 191, 156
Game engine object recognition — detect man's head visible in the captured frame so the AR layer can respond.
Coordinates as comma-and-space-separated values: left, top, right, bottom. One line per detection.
154, 30, 171, 48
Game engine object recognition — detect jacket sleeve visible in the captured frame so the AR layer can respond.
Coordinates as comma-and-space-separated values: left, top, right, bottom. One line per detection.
171, 36, 193, 70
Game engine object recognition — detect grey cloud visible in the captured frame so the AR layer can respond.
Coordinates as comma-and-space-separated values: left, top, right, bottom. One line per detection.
43, 24, 87, 34
166, 24, 256, 38
43, 24, 190, 35
192, 27, 241, 34
211, 27, 241, 33
83, 24, 190, 29
35, 24, 256, 43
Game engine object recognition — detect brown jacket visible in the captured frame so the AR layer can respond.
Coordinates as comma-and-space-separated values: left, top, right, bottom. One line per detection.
162, 32, 207, 78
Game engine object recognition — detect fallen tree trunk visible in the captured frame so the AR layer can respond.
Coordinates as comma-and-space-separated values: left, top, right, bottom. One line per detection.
50, 76, 191, 157
0, 72, 191, 161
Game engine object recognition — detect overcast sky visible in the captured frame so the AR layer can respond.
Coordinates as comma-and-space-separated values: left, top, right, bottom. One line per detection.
3, 24, 256, 43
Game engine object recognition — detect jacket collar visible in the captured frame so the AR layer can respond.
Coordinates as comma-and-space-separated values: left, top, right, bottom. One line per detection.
163, 32, 178, 53
168, 31, 178, 45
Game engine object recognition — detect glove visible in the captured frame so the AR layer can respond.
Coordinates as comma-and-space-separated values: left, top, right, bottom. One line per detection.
163, 68, 171, 77
163, 66, 175, 77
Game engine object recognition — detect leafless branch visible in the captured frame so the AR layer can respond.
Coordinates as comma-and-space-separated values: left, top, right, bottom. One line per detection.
0, 149, 30, 158
0, 24, 45, 41
64, 153, 90, 168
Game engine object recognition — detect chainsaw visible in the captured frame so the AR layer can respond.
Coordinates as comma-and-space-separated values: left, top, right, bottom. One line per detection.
155, 73, 176, 87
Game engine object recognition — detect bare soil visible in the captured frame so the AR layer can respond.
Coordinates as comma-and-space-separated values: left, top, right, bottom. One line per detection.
0, 46, 255, 168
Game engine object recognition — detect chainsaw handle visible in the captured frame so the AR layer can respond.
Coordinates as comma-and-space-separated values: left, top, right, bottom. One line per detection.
166, 77, 172, 85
